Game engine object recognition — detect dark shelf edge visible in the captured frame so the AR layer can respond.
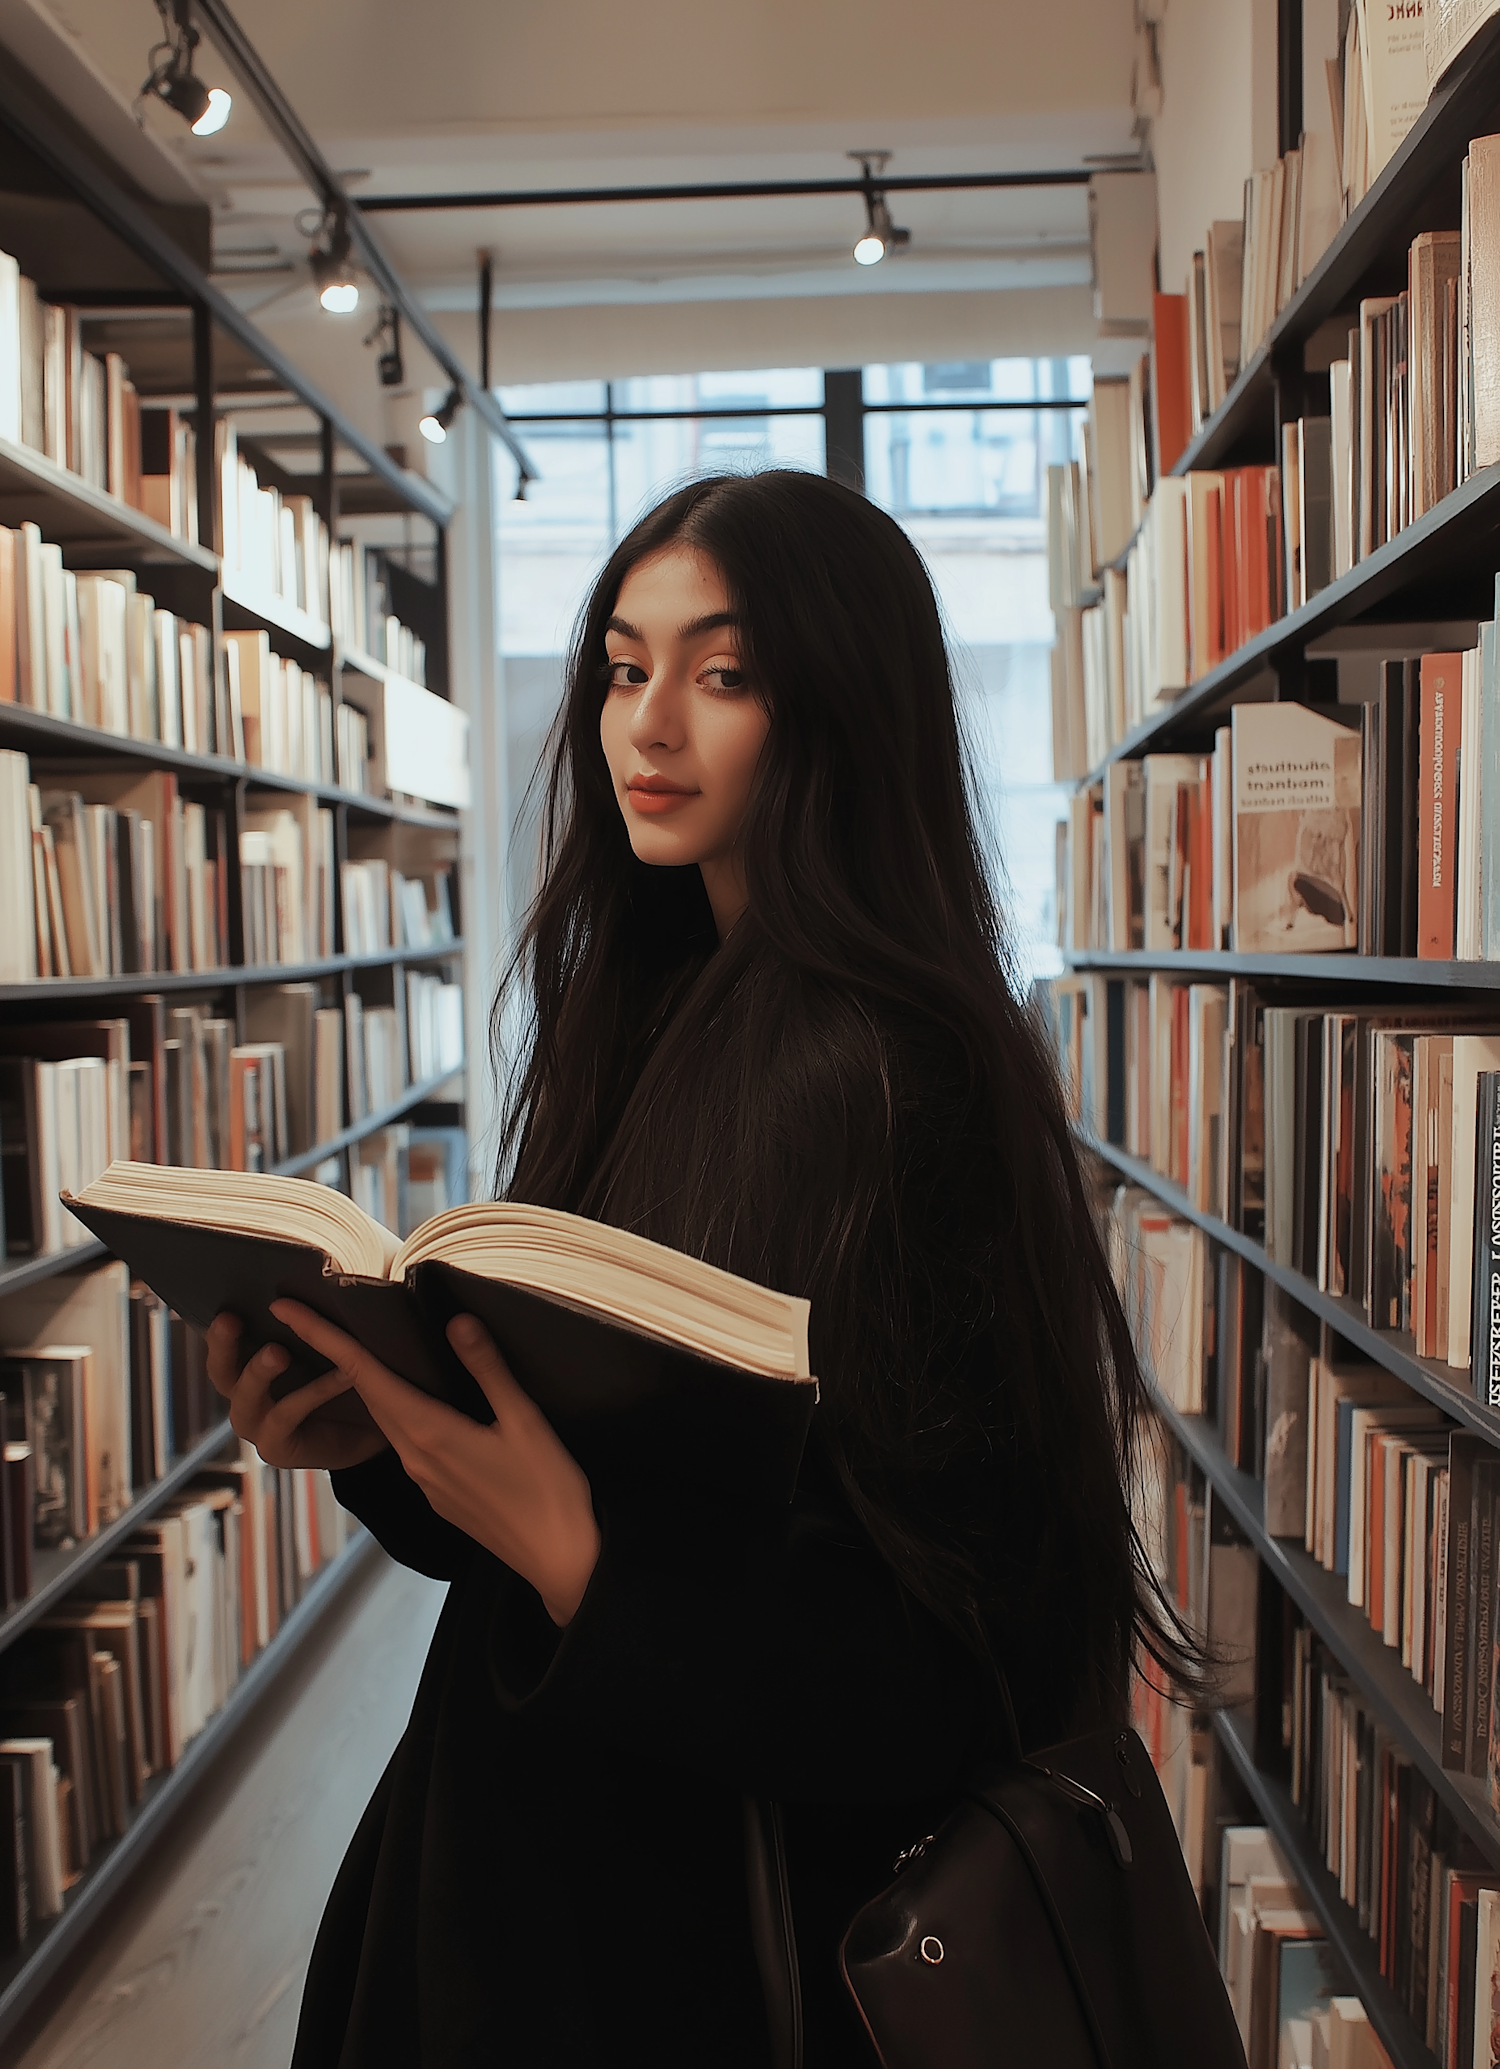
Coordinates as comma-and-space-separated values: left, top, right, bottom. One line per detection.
0, 1531, 380, 2048
1144, 1382, 1500, 1860
0, 938, 465, 1005
1211, 1709, 1438, 2069
0, 702, 460, 828
1076, 458, 1500, 785
1079, 1132, 1500, 1443
275, 1064, 466, 1174
0, 1420, 237, 1655
1061, 949, 1500, 989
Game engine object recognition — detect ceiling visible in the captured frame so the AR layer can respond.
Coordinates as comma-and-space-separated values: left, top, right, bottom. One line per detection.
7, 0, 1138, 442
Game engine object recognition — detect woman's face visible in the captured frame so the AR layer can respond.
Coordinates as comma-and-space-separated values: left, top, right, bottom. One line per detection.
599, 544, 770, 936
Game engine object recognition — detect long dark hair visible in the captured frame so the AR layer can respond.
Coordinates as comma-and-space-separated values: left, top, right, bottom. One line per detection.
495, 470, 1198, 1742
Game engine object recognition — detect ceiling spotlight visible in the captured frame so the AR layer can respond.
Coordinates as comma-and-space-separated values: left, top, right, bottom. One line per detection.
310, 209, 360, 314
419, 387, 463, 445
848, 151, 911, 268
139, 1, 232, 135
366, 303, 404, 386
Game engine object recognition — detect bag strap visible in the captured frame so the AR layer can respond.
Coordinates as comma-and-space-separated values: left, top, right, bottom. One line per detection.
743, 1794, 803, 2069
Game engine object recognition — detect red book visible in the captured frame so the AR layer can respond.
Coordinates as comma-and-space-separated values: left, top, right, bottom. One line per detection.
1150, 292, 1192, 476
1418, 652, 1462, 958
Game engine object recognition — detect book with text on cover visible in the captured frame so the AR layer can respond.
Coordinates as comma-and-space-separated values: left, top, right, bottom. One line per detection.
63, 1163, 817, 1505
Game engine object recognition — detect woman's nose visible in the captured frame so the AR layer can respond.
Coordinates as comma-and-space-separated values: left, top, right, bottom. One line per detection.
626, 677, 685, 751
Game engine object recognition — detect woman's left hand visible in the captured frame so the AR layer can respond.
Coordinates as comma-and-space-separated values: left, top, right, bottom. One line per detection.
270, 1299, 601, 1625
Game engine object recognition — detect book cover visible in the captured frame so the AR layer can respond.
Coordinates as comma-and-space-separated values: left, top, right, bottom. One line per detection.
62, 1191, 817, 1507
1231, 702, 1360, 952
1419, 652, 1463, 957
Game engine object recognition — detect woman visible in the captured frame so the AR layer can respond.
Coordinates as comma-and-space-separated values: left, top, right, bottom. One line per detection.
208, 471, 1194, 2068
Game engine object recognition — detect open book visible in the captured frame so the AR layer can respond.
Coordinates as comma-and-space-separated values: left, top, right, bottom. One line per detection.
64, 1163, 816, 1503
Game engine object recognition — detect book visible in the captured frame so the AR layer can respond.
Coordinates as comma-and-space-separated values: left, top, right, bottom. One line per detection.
1231, 702, 1361, 953
64, 1164, 817, 1503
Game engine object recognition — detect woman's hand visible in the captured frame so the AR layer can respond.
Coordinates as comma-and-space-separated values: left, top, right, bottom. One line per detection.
206, 1313, 390, 1473
269, 1299, 601, 1626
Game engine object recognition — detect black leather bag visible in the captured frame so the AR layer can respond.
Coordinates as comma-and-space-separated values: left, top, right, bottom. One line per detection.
836, 1724, 1249, 2069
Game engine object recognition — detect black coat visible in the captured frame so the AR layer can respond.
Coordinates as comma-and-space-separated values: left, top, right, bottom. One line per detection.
291, 1444, 986, 2068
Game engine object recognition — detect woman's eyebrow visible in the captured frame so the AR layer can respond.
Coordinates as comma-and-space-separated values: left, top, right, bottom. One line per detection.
605, 615, 643, 639
677, 611, 739, 639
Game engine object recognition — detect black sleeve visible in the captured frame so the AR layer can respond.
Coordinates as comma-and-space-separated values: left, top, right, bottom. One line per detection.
330, 1447, 474, 1582
488, 1490, 986, 1804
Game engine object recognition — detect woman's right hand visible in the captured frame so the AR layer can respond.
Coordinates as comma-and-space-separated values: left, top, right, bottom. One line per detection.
206, 1312, 391, 1473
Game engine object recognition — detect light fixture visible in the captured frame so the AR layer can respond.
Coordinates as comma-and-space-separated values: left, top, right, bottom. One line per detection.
366, 303, 404, 387
310, 209, 360, 314
139, 1, 232, 135
419, 387, 463, 444
848, 151, 910, 268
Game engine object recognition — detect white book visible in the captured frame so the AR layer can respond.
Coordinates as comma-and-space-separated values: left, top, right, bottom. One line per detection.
0, 249, 21, 443
0, 747, 36, 983
1150, 478, 1191, 698
15, 520, 44, 709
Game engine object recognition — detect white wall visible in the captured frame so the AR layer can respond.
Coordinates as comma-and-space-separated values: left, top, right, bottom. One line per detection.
428, 412, 510, 1193
1150, 0, 1278, 294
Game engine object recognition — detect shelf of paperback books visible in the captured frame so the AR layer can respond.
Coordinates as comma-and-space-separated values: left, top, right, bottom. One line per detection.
0, 1420, 237, 1658
1144, 1372, 1497, 1862
1087, 458, 1500, 785
0, 1528, 379, 2046
1211, 1707, 1430, 2069
0, 435, 218, 576
1175, 12, 1500, 483
0, 1060, 468, 1301
1083, 1134, 1496, 1447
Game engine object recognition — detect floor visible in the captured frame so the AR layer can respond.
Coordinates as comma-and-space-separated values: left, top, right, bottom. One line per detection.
12, 1549, 448, 2069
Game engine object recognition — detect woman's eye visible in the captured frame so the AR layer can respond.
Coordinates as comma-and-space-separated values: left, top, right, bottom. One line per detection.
607, 660, 650, 688
702, 666, 746, 694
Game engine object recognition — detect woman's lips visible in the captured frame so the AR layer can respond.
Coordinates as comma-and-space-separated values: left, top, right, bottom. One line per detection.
626, 777, 698, 816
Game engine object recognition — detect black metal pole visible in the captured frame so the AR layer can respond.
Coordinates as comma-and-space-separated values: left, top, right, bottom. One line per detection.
479, 253, 492, 392
359, 168, 1095, 214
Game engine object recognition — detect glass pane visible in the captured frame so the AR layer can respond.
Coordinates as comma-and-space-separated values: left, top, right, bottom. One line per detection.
496, 378, 608, 417
611, 414, 824, 535
610, 367, 823, 413
864, 410, 1065, 987
861, 357, 1093, 406
865, 408, 1080, 520
496, 422, 611, 656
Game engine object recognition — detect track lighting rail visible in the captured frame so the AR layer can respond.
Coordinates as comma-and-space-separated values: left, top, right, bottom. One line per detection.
357, 168, 1095, 213
190, 0, 534, 477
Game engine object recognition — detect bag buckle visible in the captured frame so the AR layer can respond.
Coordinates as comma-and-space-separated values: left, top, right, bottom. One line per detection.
1030, 1765, 1134, 1871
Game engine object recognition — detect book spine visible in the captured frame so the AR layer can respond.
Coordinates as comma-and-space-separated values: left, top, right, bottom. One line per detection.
1470, 1071, 1500, 1409
1444, 1437, 1477, 1769
1420, 653, 1462, 958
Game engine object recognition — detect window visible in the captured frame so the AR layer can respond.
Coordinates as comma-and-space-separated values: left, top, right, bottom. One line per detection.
493, 360, 1087, 983
861, 358, 1090, 984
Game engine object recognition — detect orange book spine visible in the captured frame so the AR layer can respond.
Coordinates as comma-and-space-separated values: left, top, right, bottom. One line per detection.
1223, 470, 1245, 653
1170, 985, 1190, 1186
1151, 292, 1193, 476
1189, 765, 1213, 950
1418, 653, 1462, 957
1205, 484, 1224, 669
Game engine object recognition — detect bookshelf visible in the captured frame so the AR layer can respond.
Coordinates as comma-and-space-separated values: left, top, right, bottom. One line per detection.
0, 1530, 379, 2042
1042, 21, 1500, 2065
0, 33, 477, 2047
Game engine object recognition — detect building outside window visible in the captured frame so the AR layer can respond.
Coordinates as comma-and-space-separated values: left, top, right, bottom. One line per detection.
493, 359, 1088, 983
